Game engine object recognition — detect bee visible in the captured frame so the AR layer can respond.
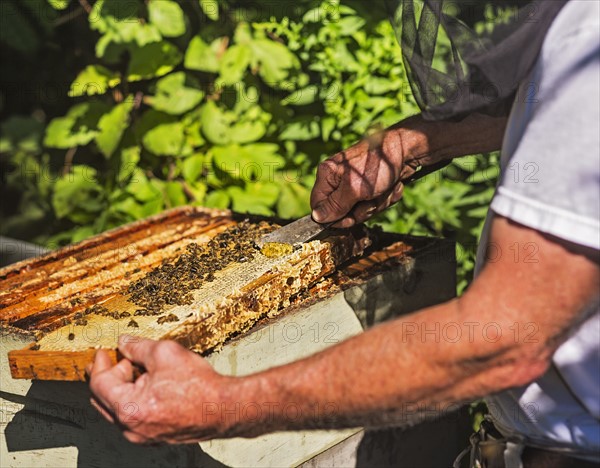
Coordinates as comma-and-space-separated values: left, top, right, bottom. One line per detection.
127, 319, 139, 328
157, 314, 179, 324
68, 332, 75, 341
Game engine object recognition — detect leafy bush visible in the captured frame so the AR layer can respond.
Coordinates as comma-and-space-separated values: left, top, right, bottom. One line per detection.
0, 0, 497, 292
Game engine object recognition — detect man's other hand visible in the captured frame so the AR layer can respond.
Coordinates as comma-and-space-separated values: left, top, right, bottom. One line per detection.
87, 336, 243, 444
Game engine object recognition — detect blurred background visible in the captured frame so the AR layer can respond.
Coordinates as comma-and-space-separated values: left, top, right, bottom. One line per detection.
0, 0, 508, 293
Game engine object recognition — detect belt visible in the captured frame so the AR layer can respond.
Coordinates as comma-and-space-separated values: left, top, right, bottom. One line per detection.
454, 418, 600, 468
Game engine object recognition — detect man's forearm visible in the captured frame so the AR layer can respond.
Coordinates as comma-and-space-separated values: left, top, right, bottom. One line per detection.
231, 297, 538, 436
393, 113, 508, 168
219, 217, 598, 438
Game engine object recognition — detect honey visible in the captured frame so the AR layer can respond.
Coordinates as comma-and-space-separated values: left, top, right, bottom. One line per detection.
260, 242, 294, 258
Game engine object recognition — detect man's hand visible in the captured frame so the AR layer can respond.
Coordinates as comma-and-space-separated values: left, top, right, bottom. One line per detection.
88, 336, 242, 444
310, 129, 418, 228
310, 113, 508, 227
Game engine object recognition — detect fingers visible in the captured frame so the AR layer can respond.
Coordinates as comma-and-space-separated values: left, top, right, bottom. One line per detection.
312, 189, 356, 224
311, 152, 365, 223
123, 430, 148, 445
310, 159, 343, 222
317, 181, 404, 227
91, 348, 114, 374
119, 336, 194, 375
89, 349, 135, 410
347, 181, 405, 225
87, 350, 133, 424
310, 158, 338, 207
90, 396, 115, 424
118, 335, 160, 372
311, 136, 404, 224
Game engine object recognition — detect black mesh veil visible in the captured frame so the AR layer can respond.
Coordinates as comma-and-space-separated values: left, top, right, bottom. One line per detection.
386, 0, 568, 120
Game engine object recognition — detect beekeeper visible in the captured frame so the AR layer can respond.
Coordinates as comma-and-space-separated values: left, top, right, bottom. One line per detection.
89, 2, 599, 466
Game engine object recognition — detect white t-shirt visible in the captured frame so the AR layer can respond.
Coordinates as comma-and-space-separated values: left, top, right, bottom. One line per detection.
475, 0, 600, 458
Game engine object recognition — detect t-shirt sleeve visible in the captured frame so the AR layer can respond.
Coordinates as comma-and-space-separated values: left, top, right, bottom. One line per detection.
491, 20, 600, 250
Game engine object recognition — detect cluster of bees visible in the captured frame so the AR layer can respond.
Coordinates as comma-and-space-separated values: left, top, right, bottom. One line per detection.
56, 221, 275, 342
125, 221, 274, 323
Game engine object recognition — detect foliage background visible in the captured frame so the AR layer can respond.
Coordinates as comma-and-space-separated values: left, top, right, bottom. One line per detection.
0, 0, 499, 293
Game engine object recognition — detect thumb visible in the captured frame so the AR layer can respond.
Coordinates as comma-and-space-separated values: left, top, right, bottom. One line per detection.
312, 188, 355, 223
118, 335, 158, 372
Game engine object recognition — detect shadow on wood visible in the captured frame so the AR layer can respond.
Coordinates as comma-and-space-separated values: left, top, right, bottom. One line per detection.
2, 381, 225, 468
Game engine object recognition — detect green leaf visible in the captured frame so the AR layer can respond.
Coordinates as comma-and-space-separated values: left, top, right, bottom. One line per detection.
243, 144, 285, 175
212, 143, 284, 181
199, 0, 219, 21
52, 166, 105, 223
142, 122, 185, 156
249, 38, 299, 85
90, 0, 162, 50
95, 101, 134, 158
44, 102, 109, 149
228, 183, 278, 216
165, 181, 187, 207
247, 182, 280, 206
183, 117, 206, 148
90, 0, 141, 35
109, 196, 145, 220
277, 182, 310, 219
200, 101, 231, 145
452, 155, 479, 172
198, 97, 271, 145
118, 146, 141, 183
126, 171, 161, 202
0, 116, 44, 154
364, 77, 399, 95
187, 181, 207, 203
69, 65, 121, 97
127, 41, 182, 82
146, 72, 205, 115
467, 167, 500, 184
141, 198, 165, 217
184, 36, 223, 73
321, 116, 336, 142
148, 0, 186, 38
228, 120, 267, 144
219, 44, 250, 86
96, 38, 128, 63
134, 110, 177, 140
182, 154, 205, 183
233, 22, 252, 44
48, 0, 70, 10
336, 16, 366, 36
204, 190, 230, 209
71, 226, 96, 243
280, 118, 320, 141
282, 85, 319, 106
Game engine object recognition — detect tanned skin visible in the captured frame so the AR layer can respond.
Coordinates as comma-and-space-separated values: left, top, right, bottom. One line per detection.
88, 114, 599, 444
